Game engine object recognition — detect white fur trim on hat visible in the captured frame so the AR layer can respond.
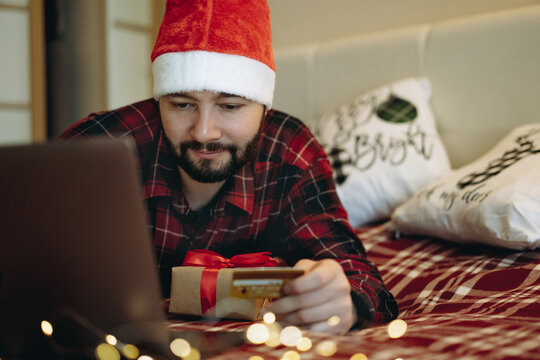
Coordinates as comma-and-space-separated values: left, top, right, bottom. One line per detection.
152, 51, 275, 108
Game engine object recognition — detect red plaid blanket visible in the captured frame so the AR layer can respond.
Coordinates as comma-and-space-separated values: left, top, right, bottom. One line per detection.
168, 223, 540, 359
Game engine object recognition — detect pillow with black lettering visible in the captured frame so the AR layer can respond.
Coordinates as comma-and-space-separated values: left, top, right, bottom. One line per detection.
392, 123, 540, 250
316, 78, 451, 227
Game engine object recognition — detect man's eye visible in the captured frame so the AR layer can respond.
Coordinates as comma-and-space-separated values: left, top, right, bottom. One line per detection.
174, 103, 192, 109
220, 104, 242, 111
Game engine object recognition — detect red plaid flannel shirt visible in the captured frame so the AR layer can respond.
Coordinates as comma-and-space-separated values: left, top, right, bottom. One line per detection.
59, 99, 398, 326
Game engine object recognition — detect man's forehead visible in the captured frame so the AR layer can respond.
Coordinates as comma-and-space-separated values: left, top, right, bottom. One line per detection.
168, 91, 247, 100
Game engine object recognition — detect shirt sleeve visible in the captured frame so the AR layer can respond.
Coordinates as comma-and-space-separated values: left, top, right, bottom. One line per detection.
276, 149, 399, 327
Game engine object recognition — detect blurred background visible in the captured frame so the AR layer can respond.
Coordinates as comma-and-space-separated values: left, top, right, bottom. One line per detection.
1, 0, 538, 145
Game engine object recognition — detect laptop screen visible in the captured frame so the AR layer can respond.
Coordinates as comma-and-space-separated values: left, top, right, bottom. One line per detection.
0, 139, 171, 358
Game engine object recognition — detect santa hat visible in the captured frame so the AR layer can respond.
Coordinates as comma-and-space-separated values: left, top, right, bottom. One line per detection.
151, 0, 276, 108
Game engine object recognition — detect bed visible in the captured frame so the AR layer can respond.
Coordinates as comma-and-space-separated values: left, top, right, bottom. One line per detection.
167, 5, 540, 359
272, 4, 540, 358
168, 223, 540, 359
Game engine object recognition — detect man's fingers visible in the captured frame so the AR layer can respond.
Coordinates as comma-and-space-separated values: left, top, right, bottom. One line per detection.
285, 259, 344, 295
261, 258, 356, 334
265, 281, 347, 315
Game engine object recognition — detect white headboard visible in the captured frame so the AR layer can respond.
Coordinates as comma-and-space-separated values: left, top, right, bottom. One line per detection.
273, 5, 540, 168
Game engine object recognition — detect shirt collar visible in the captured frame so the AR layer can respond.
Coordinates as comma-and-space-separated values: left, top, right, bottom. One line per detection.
221, 163, 255, 215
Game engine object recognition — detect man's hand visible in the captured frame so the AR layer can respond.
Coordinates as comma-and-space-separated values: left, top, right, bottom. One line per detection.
263, 258, 357, 334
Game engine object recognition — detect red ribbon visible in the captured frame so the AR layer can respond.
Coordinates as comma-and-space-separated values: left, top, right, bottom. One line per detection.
183, 249, 279, 315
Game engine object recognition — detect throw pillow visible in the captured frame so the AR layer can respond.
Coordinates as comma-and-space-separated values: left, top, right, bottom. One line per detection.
316, 78, 451, 226
392, 123, 540, 250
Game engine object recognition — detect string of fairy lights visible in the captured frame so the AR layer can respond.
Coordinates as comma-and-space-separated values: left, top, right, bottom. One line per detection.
39, 313, 408, 360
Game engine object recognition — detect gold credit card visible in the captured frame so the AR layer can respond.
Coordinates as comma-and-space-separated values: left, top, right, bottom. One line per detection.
230, 267, 304, 299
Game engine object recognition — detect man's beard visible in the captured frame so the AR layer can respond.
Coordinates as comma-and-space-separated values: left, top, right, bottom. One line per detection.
167, 126, 262, 183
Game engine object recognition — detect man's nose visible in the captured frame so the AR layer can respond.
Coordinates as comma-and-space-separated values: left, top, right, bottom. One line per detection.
191, 108, 221, 143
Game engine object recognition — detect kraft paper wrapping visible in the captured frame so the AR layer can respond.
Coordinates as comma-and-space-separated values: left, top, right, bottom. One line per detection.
169, 267, 266, 321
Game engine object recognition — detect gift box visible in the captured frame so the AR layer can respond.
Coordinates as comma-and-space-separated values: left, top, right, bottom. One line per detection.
169, 266, 270, 320
168, 250, 279, 321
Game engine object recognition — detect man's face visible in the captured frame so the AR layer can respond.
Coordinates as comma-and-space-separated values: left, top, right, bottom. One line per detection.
159, 91, 265, 183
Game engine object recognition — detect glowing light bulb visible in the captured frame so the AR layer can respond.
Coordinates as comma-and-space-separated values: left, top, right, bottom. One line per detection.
182, 348, 201, 360
266, 321, 282, 333
105, 334, 117, 346
170, 338, 191, 357
280, 326, 302, 347
327, 315, 340, 327
121, 344, 139, 359
263, 312, 276, 324
137, 356, 154, 360
387, 319, 407, 339
296, 337, 312, 352
315, 340, 337, 357
40, 320, 53, 336
249, 357, 264, 360
264, 321, 283, 347
247, 323, 270, 344
350, 353, 368, 360
265, 331, 281, 348
95, 343, 120, 360
282, 350, 300, 360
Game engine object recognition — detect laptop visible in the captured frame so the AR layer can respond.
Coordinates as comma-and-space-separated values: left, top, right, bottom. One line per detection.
0, 139, 244, 359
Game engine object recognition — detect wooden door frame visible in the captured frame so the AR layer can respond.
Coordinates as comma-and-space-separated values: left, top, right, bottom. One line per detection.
30, 0, 46, 141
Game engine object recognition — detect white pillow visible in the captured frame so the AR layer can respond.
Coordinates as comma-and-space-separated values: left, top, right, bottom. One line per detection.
392, 123, 540, 250
316, 78, 451, 227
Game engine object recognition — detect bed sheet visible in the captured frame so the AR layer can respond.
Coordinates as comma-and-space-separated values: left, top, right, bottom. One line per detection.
167, 223, 540, 359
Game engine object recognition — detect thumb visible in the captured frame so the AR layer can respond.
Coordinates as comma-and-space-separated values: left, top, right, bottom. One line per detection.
293, 258, 317, 272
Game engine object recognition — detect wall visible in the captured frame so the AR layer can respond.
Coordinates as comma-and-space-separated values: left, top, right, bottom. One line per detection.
105, 0, 154, 111
269, 0, 540, 51
1, 0, 539, 144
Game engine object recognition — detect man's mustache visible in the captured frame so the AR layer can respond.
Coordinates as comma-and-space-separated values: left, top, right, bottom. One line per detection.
180, 141, 236, 152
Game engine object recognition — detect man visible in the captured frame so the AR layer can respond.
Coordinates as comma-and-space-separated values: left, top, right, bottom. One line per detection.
60, 0, 398, 334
